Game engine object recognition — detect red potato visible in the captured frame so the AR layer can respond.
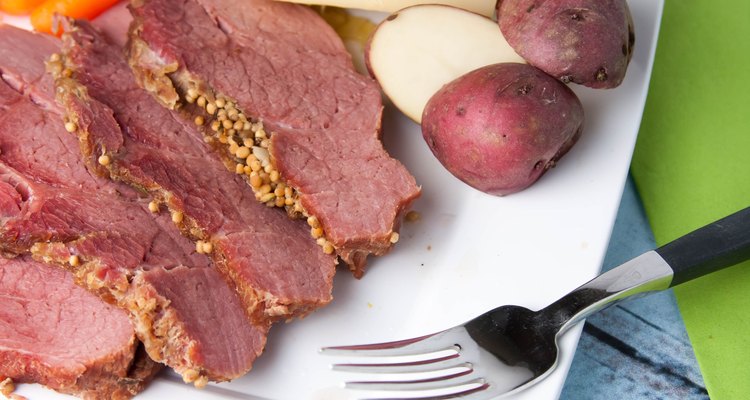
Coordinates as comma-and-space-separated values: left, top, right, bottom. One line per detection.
497, 0, 634, 89
421, 63, 584, 196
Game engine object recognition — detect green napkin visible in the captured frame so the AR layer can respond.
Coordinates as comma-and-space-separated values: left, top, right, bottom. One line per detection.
631, 1, 750, 398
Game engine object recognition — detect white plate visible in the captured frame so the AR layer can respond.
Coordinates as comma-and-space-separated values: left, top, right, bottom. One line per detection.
4, 0, 663, 398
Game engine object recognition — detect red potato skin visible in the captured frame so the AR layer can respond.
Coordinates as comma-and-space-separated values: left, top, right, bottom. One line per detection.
497, 0, 634, 89
421, 63, 584, 196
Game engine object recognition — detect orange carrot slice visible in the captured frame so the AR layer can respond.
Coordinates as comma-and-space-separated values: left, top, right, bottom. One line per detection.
0, 0, 45, 15
30, 0, 120, 34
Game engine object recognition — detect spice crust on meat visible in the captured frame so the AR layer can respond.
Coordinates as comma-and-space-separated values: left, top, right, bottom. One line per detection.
127, 0, 421, 277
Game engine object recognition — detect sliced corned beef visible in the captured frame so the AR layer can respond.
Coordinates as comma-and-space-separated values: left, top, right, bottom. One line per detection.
0, 25, 267, 385
0, 256, 160, 400
128, 0, 421, 276
54, 20, 336, 323
0, 24, 59, 110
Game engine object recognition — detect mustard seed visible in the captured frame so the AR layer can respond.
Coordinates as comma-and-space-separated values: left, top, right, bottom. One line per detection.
171, 211, 184, 224
64, 121, 77, 133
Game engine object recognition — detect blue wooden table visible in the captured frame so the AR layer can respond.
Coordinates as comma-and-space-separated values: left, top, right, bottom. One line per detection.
560, 175, 708, 400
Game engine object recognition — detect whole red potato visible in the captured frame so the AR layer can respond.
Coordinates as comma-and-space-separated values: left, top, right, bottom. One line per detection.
497, 0, 635, 89
421, 63, 584, 196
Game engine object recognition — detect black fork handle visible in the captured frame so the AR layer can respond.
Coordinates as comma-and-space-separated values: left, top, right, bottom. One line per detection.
542, 206, 750, 336
656, 206, 750, 287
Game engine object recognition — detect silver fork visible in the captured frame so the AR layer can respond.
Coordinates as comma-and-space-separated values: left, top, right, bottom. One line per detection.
321, 206, 750, 400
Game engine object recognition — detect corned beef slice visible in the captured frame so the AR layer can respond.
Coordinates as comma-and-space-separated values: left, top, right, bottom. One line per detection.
0, 25, 266, 385
55, 20, 336, 322
0, 25, 59, 111
0, 256, 160, 400
128, 0, 421, 276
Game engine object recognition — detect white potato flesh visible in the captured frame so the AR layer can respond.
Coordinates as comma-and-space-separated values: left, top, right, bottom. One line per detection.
278, 0, 495, 18
365, 5, 525, 123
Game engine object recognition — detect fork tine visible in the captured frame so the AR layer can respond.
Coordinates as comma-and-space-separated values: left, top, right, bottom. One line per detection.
321, 331, 447, 357
344, 367, 476, 391
332, 349, 462, 374
321, 327, 470, 359
353, 378, 491, 400
333, 359, 465, 375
